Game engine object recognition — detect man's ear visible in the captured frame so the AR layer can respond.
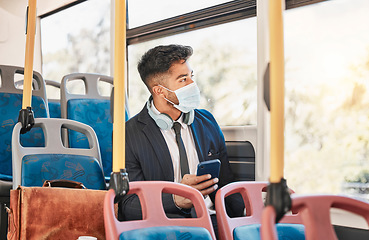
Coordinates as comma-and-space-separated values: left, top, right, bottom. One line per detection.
152, 85, 163, 96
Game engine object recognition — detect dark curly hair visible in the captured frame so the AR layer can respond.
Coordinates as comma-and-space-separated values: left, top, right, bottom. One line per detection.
137, 44, 193, 91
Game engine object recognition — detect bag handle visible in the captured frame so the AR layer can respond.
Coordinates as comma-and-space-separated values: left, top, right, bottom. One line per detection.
6, 205, 16, 240
42, 180, 86, 189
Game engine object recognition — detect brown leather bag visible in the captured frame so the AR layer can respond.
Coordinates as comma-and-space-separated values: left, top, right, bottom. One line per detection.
42, 179, 86, 189
7, 186, 107, 240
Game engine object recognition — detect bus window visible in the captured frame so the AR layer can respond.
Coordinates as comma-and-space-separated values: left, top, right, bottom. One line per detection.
128, 18, 257, 126
127, 0, 233, 29
284, 0, 369, 201
40, 0, 110, 91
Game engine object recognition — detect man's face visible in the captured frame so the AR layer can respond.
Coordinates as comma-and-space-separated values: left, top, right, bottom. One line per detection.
161, 60, 194, 105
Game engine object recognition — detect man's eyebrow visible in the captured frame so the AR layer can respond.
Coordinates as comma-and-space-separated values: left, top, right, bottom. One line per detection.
176, 70, 193, 80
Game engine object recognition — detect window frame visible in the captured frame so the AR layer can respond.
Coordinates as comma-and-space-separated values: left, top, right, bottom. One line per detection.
126, 0, 327, 45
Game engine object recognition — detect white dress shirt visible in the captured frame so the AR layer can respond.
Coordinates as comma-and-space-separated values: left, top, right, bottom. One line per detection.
151, 101, 199, 180
151, 101, 215, 214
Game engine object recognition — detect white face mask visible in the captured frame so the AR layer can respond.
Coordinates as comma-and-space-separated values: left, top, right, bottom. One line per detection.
159, 82, 201, 113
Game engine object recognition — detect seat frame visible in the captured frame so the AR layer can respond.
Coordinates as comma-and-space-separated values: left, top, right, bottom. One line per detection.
60, 73, 113, 177
60, 72, 113, 119
104, 181, 216, 240
12, 118, 103, 189
261, 194, 369, 240
0, 65, 49, 114
215, 181, 301, 240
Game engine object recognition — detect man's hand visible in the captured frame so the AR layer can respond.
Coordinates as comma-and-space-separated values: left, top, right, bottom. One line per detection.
173, 174, 219, 209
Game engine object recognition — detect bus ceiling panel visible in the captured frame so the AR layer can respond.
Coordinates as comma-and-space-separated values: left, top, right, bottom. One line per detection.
0, 0, 27, 17
0, 0, 81, 17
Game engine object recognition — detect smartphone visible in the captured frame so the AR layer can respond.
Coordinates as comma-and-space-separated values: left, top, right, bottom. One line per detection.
196, 159, 221, 179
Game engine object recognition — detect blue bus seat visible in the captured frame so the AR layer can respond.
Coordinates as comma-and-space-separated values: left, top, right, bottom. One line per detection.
48, 101, 61, 118
215, 181, 303, 240
261, 195, 369, 240
21, 154, 105, 189
110, 86, 130, 122
119, 226, 212, 240
12, 79, 59, 119
234, 223, 305, 240
0, 65, 49, 189
12, 118, 106, 190
45, 80, 61, 118
104, 181, 216, 240
61, 73, 114, 180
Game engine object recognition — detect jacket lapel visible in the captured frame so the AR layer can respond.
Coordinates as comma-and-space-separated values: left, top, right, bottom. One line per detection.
190, 112, 205, 163
138, 107, 174, 181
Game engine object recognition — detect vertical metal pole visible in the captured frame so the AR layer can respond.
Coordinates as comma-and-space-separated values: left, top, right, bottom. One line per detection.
269, 0, 285, 183
22, 0, 37, 109
112, 0, 127, 172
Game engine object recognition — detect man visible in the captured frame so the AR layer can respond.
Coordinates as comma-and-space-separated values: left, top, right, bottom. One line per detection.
119, 44, 244, 235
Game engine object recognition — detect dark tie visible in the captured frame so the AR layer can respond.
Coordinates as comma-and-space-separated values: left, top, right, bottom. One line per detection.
172, 122, 190, 177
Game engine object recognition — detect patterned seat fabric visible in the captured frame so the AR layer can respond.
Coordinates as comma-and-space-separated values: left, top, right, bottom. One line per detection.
233, 223, 305, 240
21, 154, 106, 190
119, 226, 212, 240
48, 101, 61, 118
0, 93, 48, 181
67, 99, 112, 177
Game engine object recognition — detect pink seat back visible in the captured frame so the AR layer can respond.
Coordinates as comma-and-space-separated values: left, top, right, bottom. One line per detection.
104, 181, 216, 240
261, 194, 369, 240
215, 181, 301, 240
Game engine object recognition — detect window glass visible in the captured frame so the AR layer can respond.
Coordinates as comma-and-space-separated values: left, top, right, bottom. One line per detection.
284, 0, 369, 201
128, 18, 257, 126
41, 0, 110, 99
127, 0, 232, 28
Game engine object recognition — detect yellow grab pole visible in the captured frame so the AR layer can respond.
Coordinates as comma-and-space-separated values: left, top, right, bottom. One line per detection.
22, 0, 37, 109
269, 0, 284, 183
112, 0, 126, 172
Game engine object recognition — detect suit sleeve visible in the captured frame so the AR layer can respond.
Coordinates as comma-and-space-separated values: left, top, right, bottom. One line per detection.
204, 111, 245, 217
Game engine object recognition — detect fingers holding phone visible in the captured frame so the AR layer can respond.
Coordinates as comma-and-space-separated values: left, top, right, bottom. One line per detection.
174, 160, 221, 208
196, 159, 221, 194
180, 174, 217, 192
175, 174, 215, 208
197, 177, 219, 196
175, 174, 219, 208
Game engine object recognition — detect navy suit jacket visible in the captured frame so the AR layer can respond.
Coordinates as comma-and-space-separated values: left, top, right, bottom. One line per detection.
119, 103, 244, 220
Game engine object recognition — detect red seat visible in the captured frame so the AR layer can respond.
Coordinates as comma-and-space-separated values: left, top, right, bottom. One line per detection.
215, 181, 301, 240
104, 181, 216, 240
261, 194, 369, 240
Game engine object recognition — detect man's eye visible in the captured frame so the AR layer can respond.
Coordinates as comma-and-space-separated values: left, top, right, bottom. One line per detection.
180, 78, 186, 82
